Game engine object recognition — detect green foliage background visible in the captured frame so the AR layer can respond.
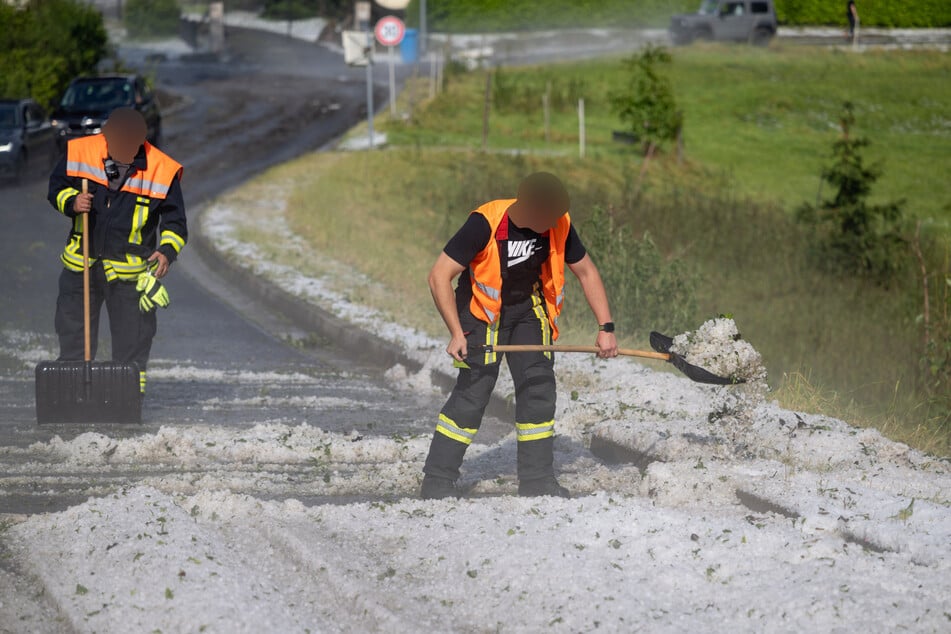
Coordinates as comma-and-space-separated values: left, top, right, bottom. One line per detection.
560, 205, 698, 338
124, 0, 182, 39
610, 46, 682, 152
404, 0, 951, 31
0, 0, 108, 110
776, 0, 951, 28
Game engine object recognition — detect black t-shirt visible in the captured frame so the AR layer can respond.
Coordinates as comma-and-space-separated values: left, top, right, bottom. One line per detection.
444, 212, 587, 304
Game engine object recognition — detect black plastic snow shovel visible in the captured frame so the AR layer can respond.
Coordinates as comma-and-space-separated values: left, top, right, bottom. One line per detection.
484, 336, 743, 386
35, 179, 142, 424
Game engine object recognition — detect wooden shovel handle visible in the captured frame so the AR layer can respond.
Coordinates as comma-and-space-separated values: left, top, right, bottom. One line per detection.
487, 344, 670, 361
81, 179, 91, 362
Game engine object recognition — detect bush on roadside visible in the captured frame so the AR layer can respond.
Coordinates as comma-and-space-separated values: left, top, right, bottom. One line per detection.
561, 205, 698, 339
610, 45, 681, 155
776, 0, 951, 28
262, 0, 350, 21
796, 102, 907, 282
0, 0, 108, 109
124, 0, 181, 39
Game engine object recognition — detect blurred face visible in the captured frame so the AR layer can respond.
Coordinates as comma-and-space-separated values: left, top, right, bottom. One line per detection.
520, 205, 563, 233
103, 109, 146, 163
513, 172, 570, 233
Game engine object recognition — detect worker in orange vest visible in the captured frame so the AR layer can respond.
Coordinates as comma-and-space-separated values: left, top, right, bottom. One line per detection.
422, 172, 618, 499
47, 108, 186, 397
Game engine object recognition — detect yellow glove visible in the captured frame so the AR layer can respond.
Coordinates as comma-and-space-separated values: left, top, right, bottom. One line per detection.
136, 271, 170, 313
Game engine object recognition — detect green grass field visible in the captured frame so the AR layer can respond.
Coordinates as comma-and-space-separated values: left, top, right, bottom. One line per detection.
279, 44, 949, 454
389, 44, 951, 224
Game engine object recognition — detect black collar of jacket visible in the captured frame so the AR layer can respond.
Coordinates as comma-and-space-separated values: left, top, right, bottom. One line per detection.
109, 145, 148, 171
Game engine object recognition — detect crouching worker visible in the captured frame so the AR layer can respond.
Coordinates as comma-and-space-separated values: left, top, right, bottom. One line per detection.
421, 172, 618, 499
48, 107, 186, 396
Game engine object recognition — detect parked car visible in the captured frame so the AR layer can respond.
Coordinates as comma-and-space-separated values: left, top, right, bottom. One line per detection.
0, 98, 58, 184
670, 0, 777, 46
50, 75, 162, 152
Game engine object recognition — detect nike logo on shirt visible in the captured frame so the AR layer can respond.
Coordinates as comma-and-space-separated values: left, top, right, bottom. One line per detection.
508, 239, 541, 267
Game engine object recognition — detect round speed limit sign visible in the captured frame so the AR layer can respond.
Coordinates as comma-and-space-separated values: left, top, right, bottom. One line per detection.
374, 16, 405, 47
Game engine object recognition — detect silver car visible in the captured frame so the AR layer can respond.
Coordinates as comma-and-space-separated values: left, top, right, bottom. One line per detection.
0, 99, 58, 184
670, 0, 778, 46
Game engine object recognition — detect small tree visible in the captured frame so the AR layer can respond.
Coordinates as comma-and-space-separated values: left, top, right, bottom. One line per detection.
610, 45, 682, 156
796, 102, 906, 280
0, 0, 108, 109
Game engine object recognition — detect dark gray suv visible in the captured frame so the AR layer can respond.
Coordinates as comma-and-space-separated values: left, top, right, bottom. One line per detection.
50, 75, 163, 152
670, 0, 778, 46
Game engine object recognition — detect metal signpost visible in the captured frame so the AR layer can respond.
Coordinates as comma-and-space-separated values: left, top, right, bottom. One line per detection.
355, 2, 374, 149
375, 16, 406, 119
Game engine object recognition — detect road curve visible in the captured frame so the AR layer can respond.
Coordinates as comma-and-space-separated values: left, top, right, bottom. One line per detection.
0, 28, 433, 514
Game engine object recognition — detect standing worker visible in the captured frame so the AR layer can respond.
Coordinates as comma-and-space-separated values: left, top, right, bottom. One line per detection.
47, 107, 186, 398
847, 1, 859, 45
421, 172, 618, 499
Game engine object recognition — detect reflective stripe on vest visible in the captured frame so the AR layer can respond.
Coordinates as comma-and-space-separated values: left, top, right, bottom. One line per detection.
60, 135, 182, 280
467, 199, 570, 340
64, 134, 182, 200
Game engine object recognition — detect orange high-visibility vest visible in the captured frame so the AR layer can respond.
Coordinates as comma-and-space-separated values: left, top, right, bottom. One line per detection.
60, 134, 183, 280
468, 199, 570, 340
66, 134, 182, 199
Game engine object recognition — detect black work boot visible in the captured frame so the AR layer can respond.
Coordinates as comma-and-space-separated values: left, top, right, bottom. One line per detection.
518, 475, 570, 498
420, 475, 462, 500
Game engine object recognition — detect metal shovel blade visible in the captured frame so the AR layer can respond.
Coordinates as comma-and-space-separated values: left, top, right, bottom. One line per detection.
649, 331, 745, 386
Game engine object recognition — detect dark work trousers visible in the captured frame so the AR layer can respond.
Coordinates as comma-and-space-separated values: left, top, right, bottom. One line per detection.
424, 292, 557, 482
54, 263, 156, 392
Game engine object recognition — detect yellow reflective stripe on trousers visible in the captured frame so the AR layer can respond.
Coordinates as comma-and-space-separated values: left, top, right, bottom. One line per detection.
516, 420, 555, 441
139, 371, 146, 394
483, 319, 499, 365
531, 293, 552, 359
56, 187, 80, 214
435, 413, 478, 445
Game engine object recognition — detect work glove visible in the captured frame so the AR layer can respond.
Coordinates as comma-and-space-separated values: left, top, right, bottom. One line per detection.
136, 271, 170, 313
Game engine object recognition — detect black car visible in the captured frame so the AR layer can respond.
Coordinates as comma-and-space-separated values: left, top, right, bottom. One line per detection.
0, 98, 58, 183
50, 75, 162, 151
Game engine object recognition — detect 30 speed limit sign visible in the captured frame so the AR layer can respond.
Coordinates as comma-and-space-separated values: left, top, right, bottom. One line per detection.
374, 16, 405, 47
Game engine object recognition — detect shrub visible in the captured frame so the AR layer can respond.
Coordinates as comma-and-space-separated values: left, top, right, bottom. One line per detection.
776, 0, 951, 28
0, 0, 108, 109
795, 102, 906, 281
610, 45, 681, 155
124, 0, 181, 39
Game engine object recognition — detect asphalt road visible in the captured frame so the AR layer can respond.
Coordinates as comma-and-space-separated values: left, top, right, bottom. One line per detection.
0, 29, 436, 512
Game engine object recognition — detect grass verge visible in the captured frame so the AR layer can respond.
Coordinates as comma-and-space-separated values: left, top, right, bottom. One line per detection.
236, 44, 949, 455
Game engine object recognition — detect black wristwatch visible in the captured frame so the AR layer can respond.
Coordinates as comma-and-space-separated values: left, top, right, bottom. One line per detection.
599, 322, 615, 333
